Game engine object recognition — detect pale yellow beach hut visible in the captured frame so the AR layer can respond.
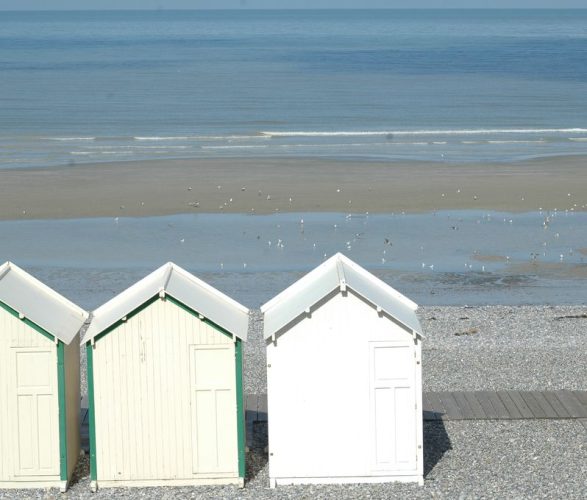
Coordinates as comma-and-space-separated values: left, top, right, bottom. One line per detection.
82, 262, 249, 491
0, 262, 88, 492
262, 253, 424, 487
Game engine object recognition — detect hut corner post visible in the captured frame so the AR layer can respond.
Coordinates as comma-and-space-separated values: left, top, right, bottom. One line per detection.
235, 338, 246, 487
57, 340, 69, 493
86, 342, 98, 492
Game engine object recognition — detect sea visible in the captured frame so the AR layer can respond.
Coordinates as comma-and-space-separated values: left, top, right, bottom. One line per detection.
1, 9, 587, 306
1, 9, 587, 169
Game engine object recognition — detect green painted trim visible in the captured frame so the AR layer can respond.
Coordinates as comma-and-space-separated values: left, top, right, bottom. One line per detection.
166, 294, 235, 339
57, 341, 68, 481
0, 300, 55, 342
86, 343, 98, 481
235, 339, 246, 479
91, 293, 239, 343
92, 294, 160, 343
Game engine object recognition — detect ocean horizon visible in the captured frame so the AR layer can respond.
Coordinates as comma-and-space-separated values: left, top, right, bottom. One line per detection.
1, 9, 587, 169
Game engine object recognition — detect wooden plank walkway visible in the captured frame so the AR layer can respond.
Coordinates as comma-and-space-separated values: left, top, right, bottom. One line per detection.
80, 390, 587, 451
421, 390, 587, 422
240, 391, 587, 422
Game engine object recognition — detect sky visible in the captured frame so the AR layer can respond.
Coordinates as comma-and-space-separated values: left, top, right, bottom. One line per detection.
1, 0, 586, 10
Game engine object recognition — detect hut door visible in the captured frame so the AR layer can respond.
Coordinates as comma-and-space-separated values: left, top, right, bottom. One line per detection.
369, 342, 417, 472
10, 348, 59, 477
189, 344, 237, 474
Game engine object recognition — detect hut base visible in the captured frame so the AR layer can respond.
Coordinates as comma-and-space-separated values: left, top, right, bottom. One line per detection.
270, 475, 424, 488
0, 479, 69, 492
94, 476, 245, 489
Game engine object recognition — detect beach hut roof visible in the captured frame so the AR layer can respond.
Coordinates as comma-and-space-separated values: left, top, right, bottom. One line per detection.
0, 261, 89, 345
261, 253, 423, 339
82, 262, 249, 343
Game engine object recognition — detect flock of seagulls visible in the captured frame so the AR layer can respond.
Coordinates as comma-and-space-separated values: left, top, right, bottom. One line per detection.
14, 181, 577, 274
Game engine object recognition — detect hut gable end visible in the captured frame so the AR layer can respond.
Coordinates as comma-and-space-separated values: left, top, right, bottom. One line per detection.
83, 262, 248, 345
0, 262, 88, 345
262, 253, 423, 341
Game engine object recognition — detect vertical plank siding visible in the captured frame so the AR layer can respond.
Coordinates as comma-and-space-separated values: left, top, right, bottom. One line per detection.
92, 297, 238, 483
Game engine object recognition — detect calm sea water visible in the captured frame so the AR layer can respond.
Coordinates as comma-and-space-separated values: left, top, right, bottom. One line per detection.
2, 210, 586, 307
1, 9, 587, 168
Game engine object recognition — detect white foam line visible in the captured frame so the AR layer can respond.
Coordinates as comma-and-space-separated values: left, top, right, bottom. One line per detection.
135, 136, 194, 141
487, 140, 546, 144
201, 145, 268, 150
134, 135, 268, 141
47, 137, 96, 141
87, 145, 191, 150
261, 128, 587, 138
569, 137, 587, 142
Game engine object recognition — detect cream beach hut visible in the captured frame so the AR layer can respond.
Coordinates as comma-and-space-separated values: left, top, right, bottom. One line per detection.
0, 262, 88, 492
82, 262, 249, 491
262, 253, 424, 487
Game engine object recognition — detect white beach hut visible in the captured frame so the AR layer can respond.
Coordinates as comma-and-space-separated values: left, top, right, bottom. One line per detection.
82, 262, 249, 491
262, 253, 424, 487
0, 262, 88, 492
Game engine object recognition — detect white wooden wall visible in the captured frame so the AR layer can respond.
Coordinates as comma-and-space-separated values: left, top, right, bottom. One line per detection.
267, 290, 422, 484
0, 307, 61, 485
91, 297, 239, 484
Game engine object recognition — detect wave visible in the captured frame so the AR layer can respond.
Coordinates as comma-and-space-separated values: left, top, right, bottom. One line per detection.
487, 140, 546, 144
135, 136, 195, 141
134, 134, 268, 141
85, 145, 191, 150
46, 137, 96, 141
201, 145, 268, 150
260, 128, 587, 138
569, 137, 587, 142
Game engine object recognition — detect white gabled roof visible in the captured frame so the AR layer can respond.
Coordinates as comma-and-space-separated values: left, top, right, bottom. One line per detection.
261, 253, 422, 339
0, 262, 89, 345
82, 262, 249, 344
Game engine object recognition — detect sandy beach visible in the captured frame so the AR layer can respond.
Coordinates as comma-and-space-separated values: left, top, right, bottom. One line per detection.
2, 156, 587, 220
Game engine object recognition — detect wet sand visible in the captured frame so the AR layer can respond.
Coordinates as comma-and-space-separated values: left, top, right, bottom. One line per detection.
1, 156, 587, 220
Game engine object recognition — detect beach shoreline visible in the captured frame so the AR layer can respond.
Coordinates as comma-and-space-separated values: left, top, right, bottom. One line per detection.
1, 156, 586, 220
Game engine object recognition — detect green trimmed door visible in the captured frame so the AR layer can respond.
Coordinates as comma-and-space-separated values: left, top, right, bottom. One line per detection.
10, 348, 59, 477
189, 344, 238, 474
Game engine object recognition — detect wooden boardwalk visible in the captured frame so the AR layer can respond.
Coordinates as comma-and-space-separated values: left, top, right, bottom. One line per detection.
421, 390, 587, 427
80, 390, 587, 451
243, 391, 587, 430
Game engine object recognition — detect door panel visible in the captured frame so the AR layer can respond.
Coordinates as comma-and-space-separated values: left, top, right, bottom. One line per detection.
12, 349, 59, 477
189, 345, 237, 474
370, 343, 416, 472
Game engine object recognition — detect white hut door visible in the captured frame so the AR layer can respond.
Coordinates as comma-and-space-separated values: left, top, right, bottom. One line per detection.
10, 348, 59, 477
370, 342, 417, 472
189, 344, 237, 474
